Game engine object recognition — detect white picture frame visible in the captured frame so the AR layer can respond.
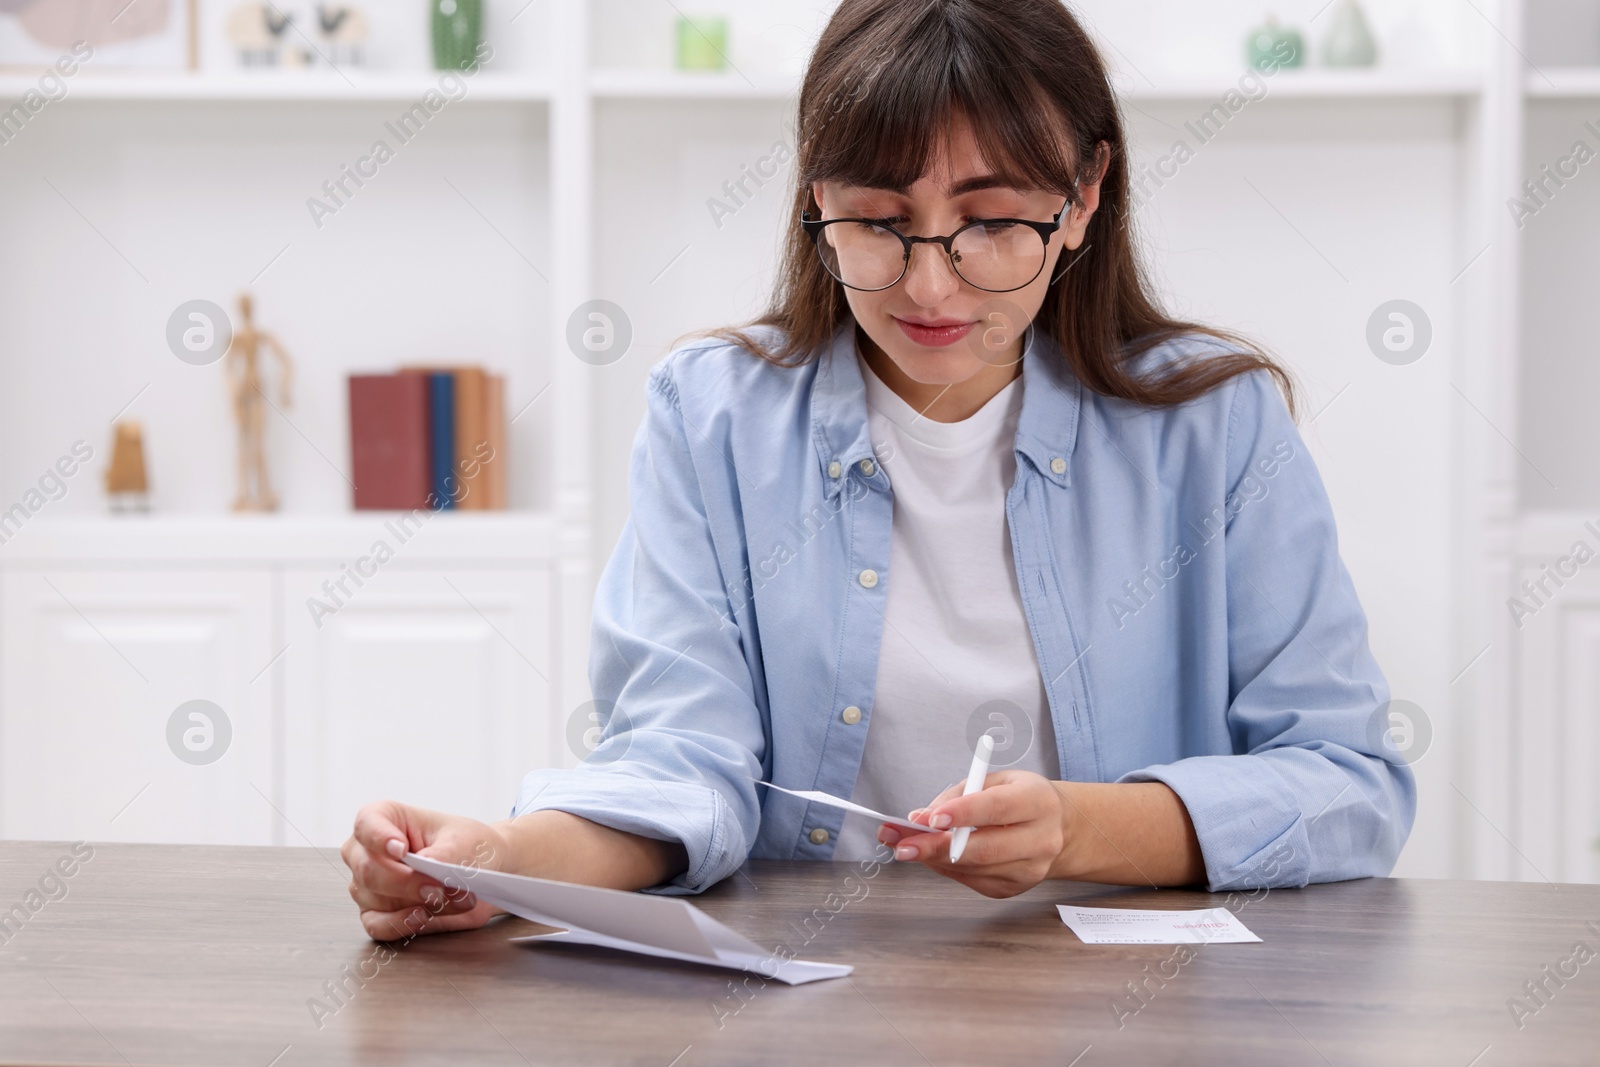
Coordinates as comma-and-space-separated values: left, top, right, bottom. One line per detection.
0, 0, 196, 71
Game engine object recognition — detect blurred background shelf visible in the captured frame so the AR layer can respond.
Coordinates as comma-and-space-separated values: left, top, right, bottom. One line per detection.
0, 72, 555, 102
588, 66, 1488, 103
1525, 66, 1600, 96
1117, 67, 1485, 101
0, 513, 561, 564
3, 67, 1485, 107
589, 67, 798, 99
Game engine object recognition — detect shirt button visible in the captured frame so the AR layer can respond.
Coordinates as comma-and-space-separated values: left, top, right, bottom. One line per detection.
828, 460, 841, 478
1050, 456, 1067, 475
809, 828, 830, 845
859, 458, 875, 476
841, 705, 862, 725
858, 568, 878, 588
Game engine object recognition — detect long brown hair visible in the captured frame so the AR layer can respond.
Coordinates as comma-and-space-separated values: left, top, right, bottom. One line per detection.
708, 0, 1299, 419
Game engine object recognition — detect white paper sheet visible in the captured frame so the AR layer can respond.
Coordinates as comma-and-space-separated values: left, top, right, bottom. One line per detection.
1056, 905, 1262, 944
756, 781, 946, 836
402, 853, 852, 985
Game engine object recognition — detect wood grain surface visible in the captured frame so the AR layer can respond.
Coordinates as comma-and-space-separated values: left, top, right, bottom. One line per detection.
0, 841, 1597, 1066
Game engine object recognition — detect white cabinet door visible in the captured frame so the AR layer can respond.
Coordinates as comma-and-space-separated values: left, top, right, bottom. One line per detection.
0, 568, 276, 845
281, 567, 554, 847
1513, 564, 1600, 884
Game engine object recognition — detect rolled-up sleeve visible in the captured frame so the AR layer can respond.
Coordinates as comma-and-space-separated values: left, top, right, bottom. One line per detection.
1119, 367, 1417, 891
511, 360, 765, 895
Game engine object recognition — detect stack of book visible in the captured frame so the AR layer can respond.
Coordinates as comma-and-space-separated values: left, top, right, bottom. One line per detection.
347, 367, 507, 510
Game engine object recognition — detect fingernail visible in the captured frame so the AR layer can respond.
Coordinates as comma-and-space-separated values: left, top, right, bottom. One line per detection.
386, 839, 405, 860
420, 886, 444, 907
461, 893, 477, 909
930, 813, 953, 829
894, 845, 916, 861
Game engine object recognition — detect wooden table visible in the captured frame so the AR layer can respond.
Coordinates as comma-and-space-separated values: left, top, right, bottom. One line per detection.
1, 842, 1596, 1066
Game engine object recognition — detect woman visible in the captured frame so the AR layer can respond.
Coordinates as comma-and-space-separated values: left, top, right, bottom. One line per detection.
342, 0, 1414, 940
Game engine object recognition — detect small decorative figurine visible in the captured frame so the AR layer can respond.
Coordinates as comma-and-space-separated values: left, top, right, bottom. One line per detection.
224, 2, 367, 68
105, 420, 151, 513
225, 1, 306, 67
1245, 15, 1305, 71
317, 4, 368, 67
225, 293, 294, 512
1320, 0, 1379, 68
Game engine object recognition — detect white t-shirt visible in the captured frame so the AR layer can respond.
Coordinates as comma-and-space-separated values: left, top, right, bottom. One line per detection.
832, 350, 1060, 861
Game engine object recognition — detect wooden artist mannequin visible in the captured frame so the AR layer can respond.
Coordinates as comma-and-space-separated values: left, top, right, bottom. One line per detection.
226, 293, 294, 512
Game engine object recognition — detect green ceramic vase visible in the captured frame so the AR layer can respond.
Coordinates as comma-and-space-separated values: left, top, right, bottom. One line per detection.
1321, 0, 1379, 68
1245, 16, 1305, 72
432, 0, 483, 71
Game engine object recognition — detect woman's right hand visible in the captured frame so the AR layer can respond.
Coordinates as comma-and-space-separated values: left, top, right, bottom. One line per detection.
341, 799, 509, 941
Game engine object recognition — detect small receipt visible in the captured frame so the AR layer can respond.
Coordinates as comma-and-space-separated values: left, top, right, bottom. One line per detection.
1056, 905, 1262, 945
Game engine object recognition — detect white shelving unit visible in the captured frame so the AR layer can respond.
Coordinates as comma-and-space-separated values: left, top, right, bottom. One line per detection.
0, 513, 559, 562
1525, 66, 1600, 95
0, 514, 562, 847
0, 0, 1595, 879
0, 72, 556, 101
1115, 67, 1486, 100
590, 67, 799, 99
0, 0, 592, 847
1500, 4, 1600, 884
582, 65, 1494, 101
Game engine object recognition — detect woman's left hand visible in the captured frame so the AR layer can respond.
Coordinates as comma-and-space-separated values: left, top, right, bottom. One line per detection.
877, 770, 1068, 898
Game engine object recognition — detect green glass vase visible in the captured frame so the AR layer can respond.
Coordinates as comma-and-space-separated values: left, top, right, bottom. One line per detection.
1245, 16, 1305, 72
1321, 0, 1379, 68
432, 0, 483, 72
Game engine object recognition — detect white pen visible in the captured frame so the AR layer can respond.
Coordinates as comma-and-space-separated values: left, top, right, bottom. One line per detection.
947, 733, 994, 864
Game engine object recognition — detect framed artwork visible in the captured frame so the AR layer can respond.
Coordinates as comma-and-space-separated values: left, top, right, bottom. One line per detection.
0, 0, 197, 70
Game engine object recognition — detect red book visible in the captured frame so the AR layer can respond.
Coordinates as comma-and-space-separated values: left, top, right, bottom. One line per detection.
348, 374, 431, 510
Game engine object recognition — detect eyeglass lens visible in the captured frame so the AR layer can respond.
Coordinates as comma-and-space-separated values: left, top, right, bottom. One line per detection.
816, 219, 1049, 292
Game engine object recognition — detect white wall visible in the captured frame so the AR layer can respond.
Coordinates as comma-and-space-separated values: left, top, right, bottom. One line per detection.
1129, 97, 1467, 878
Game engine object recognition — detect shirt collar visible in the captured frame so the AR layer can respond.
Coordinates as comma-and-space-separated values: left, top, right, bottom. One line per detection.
810, 315, 1082, 499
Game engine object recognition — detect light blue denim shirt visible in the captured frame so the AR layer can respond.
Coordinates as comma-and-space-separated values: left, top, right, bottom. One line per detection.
513, 318, 1416, 895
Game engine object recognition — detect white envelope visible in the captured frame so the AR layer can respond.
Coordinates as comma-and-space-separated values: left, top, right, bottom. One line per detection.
402, 853, 852, 985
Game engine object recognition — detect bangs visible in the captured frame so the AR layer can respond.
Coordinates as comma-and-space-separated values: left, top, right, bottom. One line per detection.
798, 5, 1083, 198
726, 0, 1290, 426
